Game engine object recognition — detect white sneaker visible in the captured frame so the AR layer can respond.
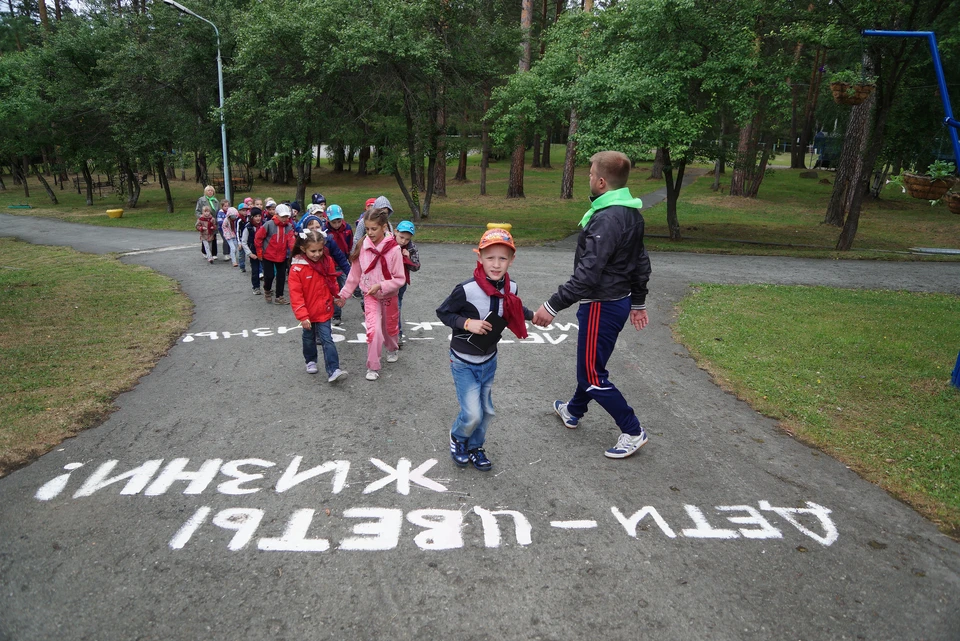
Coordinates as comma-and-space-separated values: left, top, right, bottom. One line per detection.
604, 430, 649, 459
222, 255, 230, 261
305, 362, 318, 374
365, 369, 380, 381
386, 351, 399, 363
328, 369, 347, 383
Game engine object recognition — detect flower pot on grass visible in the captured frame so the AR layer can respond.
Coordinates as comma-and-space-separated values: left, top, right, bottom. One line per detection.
106, 208, 124, 218
944, 192, 960, 215
902, 174, 953, 200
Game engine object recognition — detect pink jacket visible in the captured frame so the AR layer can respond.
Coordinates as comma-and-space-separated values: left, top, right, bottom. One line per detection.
339, 235, 405, 300
221, 208, 239, 240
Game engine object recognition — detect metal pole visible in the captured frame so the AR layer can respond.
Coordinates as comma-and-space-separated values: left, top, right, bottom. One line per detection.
862, 30, 960, 173
162, 0, 231, 203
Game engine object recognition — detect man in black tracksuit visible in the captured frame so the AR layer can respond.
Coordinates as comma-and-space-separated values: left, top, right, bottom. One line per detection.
533, 150, 652, 459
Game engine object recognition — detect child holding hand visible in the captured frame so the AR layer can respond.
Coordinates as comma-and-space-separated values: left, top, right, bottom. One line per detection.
436, 227, 534, 471
288, 229, 347, 383
337, 208, 405, 381
394, 220, 420, 344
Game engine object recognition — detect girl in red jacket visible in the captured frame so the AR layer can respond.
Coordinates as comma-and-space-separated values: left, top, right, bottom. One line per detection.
288, 229, 347, 382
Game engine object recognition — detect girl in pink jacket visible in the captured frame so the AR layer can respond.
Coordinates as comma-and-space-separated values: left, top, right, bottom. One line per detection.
221, 207, 240, 267
337, 208, 405, 381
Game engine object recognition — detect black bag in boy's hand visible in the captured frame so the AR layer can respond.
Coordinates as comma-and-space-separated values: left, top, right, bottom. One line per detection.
465, 311, 508, 351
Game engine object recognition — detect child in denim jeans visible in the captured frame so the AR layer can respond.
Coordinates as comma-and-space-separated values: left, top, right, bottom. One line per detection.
435, 227, 534, 471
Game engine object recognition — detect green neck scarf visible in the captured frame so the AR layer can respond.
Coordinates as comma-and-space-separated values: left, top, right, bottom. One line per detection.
579, 187, 644, 228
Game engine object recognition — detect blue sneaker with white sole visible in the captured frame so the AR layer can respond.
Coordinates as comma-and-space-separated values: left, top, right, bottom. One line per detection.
604, 429, 649, 459
468, 448, 492, 471
554, 400, 579, 429
450, 436, 469, 467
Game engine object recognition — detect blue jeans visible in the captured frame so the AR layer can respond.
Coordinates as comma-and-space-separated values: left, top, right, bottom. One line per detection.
302, 321, 340, 376
333, 274, 346, 320
449, 353, 497, 451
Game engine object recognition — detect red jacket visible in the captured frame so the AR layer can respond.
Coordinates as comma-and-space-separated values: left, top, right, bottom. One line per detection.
288, 254, 339, 323
254, 216, 296, 263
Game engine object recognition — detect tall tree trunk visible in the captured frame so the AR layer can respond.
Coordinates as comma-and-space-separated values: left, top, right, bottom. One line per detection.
434, 99, 447, 197
662, 147, 684, 241
196, 150, 208, 186
455, 122, 468, 182
20, 156, 30, 197
560, 109, 578, 199
332, 141, 345, 173
792, 47, 826, 169
745, 144, 770, 197
824, 95, 873, 227
541, 127, 552, 168
508, 0, 534, 198
480, 86, 491, 196
650, 147, 664, 180
294, 149, 308, 206
357, 145, 370, 176
730, 117, 759, 197
156, 156, 174, 213
32, 164, 57, 204
393, 168, 421, 221
37, 0, 50, 31
81, 161, 93, 205
532, 132, 542, 168
122, 160, 140, 208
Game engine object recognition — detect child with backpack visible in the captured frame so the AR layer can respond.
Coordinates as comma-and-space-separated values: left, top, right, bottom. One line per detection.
241, 208, 264, 294
254, 203, 296, 305
394, 220, 420, 344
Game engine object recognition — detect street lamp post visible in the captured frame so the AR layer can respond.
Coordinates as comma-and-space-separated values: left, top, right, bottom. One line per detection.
162, 0, 231, 205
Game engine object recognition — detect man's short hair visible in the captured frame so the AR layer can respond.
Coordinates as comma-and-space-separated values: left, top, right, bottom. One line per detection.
590, 151, 631, 189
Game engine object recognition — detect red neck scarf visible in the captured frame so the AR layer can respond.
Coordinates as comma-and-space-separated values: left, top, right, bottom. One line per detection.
363, 236, 399, 279
304, 254, 340, 297
473, 262, 528, 339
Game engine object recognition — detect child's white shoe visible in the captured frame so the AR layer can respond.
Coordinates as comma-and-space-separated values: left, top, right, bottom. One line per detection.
365, 369, 379, 381
386, 351, 399, 363
328, 369, 347, 383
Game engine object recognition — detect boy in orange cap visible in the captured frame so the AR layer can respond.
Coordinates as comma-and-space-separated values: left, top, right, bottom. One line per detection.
435, 227, 534, 471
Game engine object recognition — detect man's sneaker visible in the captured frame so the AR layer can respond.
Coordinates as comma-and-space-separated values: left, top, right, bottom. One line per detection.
604, 430, 649, 459
365, 369, 379, 381
386, 351, 399, 363
333, 318, 342, 326
253, 288, 262, 295
328, 369, 347, 383
305, 362, 318, 374
449, 437, 469, 467
264, 291, 273, 304
468, 448, 492, 471
275, 296, 288, 305
554, 401, 579, 429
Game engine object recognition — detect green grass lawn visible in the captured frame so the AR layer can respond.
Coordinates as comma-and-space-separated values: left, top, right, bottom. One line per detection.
642, 166, 960, 258
0, 238, 192, 475
4, 150, 958, 256
675, 284, 960, 538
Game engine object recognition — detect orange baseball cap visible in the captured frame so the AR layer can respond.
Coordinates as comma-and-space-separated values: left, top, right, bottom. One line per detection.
476, 227, 516, 253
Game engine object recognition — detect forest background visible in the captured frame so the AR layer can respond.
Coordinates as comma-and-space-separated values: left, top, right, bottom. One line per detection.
0, 0, 959, 252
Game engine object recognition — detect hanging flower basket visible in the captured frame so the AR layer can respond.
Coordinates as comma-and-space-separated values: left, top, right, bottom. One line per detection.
944, 192, 960, 215
830, 82, 875, 106
902, 173, 954, 200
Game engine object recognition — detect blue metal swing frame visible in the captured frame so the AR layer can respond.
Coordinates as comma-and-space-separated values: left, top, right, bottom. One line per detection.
862, 30, 960, 172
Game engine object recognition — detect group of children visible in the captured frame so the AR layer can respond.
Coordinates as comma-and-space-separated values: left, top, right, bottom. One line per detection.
195, 190, 422, 383
196, 187, 560, 474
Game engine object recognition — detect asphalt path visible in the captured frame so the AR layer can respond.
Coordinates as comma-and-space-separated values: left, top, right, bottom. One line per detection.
0, 211, 958, 641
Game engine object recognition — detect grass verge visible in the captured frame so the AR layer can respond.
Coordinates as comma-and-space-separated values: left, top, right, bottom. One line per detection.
0, 238, 192, 476
674, 283, 960, 538
4, 152, 959, 257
